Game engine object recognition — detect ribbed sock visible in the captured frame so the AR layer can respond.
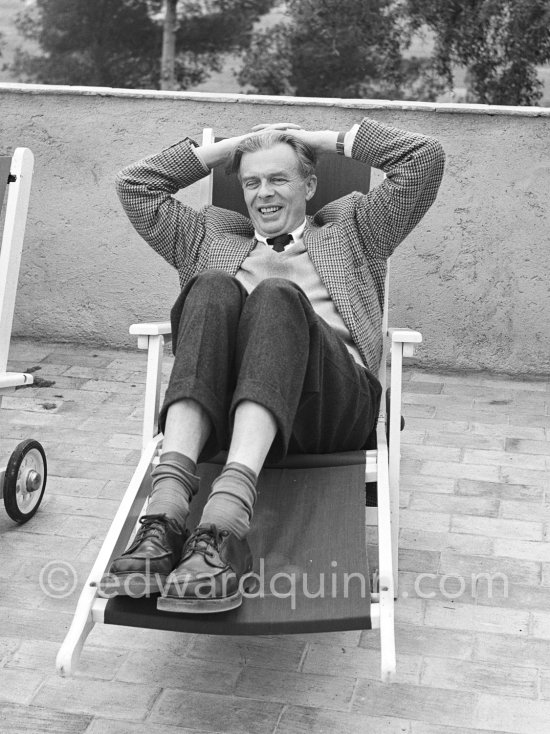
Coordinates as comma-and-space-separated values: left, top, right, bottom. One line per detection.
147, 451, 199, 532
200, 462, 258, 539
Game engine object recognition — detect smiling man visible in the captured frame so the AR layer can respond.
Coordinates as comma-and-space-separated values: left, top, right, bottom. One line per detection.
237, 134, 317, 237
111, 118, 444, 614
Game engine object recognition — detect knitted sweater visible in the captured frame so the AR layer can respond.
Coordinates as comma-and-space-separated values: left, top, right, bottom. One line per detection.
236, 237, 363, 365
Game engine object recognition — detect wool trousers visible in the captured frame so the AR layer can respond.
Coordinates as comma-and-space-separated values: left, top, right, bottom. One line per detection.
159, 270, 382, 464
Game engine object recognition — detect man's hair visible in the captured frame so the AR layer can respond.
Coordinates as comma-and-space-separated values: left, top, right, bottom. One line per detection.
227, 131, 318, 179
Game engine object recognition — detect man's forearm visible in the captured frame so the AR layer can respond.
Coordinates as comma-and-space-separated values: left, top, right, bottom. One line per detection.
351, 117, 444, 175
193, 135, 248, 171
193, 127, 355, 169
260, 127, 354, 157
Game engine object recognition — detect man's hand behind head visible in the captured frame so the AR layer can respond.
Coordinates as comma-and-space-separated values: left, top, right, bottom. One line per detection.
250, 123, 304, 133
250, 124, 340, 159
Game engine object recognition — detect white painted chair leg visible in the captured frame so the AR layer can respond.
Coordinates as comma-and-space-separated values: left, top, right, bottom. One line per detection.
140, 334, 165, 450
56, 436, 162, 676
375, 417, 396, 682
56, 587, 97, 677
387, 328, 422, 597
389, 340, 403, 596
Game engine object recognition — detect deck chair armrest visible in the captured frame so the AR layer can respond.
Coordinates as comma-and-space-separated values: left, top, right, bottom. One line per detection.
129, 321, 172, 350
388, 327, 421, 343
388, 328, 422, 358
129, 321, 172, 336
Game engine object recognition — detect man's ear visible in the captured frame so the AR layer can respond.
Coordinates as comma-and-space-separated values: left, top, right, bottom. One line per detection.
305, 174, 317, 201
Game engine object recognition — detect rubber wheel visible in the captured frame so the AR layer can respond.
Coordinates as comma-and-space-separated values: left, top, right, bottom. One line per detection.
4, 439, 47, 523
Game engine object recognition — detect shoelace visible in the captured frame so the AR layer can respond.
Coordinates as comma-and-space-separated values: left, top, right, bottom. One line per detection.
186, 526, 225, 559
134, 514, 170, 544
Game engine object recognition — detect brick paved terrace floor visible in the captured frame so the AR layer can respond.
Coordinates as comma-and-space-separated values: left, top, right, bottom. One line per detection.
1, 338, 549, 734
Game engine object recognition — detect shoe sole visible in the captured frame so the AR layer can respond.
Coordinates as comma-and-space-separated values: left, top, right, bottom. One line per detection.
157, 590, 243, 614
98, 574, 167, 598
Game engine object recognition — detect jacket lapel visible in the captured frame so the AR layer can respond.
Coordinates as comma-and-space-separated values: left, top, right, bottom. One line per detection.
303, 221, 354, 328
205, 234, 257, 275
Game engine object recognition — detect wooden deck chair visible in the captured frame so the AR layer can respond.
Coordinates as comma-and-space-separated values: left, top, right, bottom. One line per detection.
56, 130, 421, 682
0, 148, 47, 523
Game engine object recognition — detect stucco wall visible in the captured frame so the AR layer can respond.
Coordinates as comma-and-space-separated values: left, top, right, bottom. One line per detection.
1, 83, 549, 375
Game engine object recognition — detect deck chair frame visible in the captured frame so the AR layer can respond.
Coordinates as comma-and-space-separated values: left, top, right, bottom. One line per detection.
57, 130, 421, 682
0, 148, 47, 523
0, 148, 35, 388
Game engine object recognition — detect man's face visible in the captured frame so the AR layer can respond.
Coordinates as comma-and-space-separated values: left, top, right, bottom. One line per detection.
239, 143, 317, 238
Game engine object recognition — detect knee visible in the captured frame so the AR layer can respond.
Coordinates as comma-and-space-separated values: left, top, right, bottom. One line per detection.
193, 269, 236, 288
251, 277, 303, 302
188, 270, 244, 300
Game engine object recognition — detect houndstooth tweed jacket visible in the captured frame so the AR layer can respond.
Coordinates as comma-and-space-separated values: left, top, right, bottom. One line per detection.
116, 118, 445, 374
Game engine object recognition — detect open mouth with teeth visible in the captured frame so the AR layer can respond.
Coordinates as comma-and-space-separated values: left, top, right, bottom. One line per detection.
259, 206, 282, 215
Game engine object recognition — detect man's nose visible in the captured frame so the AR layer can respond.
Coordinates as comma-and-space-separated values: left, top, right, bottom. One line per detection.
258, 179, 274, 197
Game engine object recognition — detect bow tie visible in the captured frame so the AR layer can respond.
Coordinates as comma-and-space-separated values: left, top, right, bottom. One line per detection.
266, 233, 293, 252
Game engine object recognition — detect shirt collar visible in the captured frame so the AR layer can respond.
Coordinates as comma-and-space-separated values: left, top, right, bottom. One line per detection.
255, 219, 307, 247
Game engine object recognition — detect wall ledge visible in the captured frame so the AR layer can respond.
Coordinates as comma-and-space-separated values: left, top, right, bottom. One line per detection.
2, 81, 550, 117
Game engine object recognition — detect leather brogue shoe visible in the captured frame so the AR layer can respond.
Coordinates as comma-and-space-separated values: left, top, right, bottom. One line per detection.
157, 523, 253, 613
101, 513, 187, 597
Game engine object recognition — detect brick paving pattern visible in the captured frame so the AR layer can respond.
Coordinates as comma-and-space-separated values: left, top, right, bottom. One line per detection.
1, 338, 549, 733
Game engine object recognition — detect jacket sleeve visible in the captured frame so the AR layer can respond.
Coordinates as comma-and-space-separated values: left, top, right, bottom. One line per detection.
351, 117, 445, 259
115, 141, 210, 271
